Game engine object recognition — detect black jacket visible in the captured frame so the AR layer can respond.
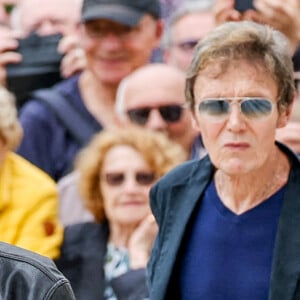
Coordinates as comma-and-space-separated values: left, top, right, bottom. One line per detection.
0, 241, 75, 300
55, 222, 148, 300
148, 143, 300, 300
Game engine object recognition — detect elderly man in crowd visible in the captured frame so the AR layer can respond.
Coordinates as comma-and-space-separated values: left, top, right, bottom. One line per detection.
115, 63, 205, 159
17, 0, 163, 181
213, 0, 300, 156
58, 63, 203, 227
148, 20, 300, 300
162, 0, 215, 71
0, 0, 85, 97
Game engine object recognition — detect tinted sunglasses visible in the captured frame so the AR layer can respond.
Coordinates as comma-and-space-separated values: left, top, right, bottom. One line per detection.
103, 172, 156, 186
127, 105, 184, 125
4, 4, 14, 14
196, 97, 274, 123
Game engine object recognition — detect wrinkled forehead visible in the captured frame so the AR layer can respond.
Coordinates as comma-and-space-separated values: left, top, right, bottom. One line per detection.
193, 59, 278, 99
198, 56, 271, 78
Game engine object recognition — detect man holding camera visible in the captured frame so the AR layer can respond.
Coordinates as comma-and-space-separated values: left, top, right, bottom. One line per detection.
0, 0, 83, 92
16, 0, 163, 181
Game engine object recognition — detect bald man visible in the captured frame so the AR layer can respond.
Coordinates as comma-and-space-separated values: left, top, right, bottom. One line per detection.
116, 63, 205, 159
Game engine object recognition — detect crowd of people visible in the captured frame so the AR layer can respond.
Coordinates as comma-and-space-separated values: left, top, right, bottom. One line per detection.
0, 0, 300, 299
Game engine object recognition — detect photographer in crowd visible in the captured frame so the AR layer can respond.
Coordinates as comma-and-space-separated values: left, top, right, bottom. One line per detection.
17, 0, 163, 181
0, 0, 85, 96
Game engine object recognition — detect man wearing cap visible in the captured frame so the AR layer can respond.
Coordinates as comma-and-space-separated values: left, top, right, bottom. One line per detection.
17, 0, 163, 181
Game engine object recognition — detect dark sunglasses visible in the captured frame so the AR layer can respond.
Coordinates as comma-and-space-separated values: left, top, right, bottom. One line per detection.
103, 172, 156, 186
127, 104, 184, 125
196, 97, 274, 123
175, 39, 199, 51
4, 4, 14, 14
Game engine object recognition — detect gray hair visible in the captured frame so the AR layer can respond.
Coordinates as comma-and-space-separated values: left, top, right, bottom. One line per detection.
185, 21, 295, 111
0, 87, 23, 150
115, 77, 129, 122
161, 0, 215, 49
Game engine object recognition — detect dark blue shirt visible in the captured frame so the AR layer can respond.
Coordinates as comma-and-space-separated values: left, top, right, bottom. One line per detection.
17, 74, 102, 181
179, 180, 285, 300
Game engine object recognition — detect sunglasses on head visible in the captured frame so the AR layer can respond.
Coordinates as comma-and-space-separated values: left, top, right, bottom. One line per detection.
103, 171, 156, 186
196, 97, 274, 123
126, 104, 184, 125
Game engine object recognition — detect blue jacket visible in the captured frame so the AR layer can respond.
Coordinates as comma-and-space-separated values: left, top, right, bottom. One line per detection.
0, 241, 75, 299
148, 143, 300, 300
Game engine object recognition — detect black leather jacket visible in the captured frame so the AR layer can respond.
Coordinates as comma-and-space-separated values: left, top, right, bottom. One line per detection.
0, 241, 75, 300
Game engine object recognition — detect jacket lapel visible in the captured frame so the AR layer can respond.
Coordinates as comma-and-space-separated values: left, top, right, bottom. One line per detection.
151, 158, 214, 298
269, 150, 300, 300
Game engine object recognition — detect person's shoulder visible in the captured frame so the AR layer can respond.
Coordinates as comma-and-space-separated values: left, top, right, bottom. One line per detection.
62, 222, 108, 251
0, 241, 58, 275
0, 241, 74, 296
58, 171, 79, 193
19, 74, 80, 119
54, 73, 80, 92
8, 152, 56, 190
64, 222, 106, 239
157, 155, 212, 187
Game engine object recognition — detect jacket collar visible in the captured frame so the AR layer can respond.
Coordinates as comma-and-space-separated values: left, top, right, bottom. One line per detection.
269, 143, 300, 299
150, 157, 214, 298
155, 143, 300, 300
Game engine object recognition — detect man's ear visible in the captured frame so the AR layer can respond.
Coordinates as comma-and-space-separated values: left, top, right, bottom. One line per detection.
276, 94, 296, 128
155, 19, 164, 41
191, 112, 201, 132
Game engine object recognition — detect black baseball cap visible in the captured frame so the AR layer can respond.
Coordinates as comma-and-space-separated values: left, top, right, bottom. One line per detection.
81, 0, 161, 26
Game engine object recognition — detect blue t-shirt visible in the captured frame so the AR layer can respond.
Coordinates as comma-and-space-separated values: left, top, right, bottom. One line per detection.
179, 180, 285, 300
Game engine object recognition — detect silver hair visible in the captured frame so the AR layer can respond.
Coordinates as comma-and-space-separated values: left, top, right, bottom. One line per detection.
185, 21, 295, 110
161, 0, 215, 49
115, 77, 130, 122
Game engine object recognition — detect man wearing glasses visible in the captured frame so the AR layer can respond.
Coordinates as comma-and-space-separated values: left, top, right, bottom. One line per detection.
17, 0, 163, 181
148, 21, 300, 300
115, 63, 205, 160
162, 0, 215, 71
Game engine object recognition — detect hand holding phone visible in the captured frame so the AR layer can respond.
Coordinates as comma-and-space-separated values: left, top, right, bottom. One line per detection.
234, 0, 255, 12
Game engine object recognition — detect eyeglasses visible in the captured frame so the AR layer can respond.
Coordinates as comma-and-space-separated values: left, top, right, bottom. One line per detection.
84, 20, 141, 40
127, 104, 184, 125
174, 39, 198, 51
196, 97, 274, 123
4, 4, 14, 14
103, 172, 156, 186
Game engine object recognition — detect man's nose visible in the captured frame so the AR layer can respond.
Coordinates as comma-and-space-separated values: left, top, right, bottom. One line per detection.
226, 104, 247, 132
36, 20, 59, 36
99, 32, 123, 50
145, 109, 168, 131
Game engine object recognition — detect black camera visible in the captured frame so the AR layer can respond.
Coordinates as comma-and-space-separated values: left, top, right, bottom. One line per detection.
6, 32, 63, 108
234, 0, 255, 12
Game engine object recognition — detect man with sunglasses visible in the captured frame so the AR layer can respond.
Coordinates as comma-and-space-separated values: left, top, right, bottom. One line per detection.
148, 21, 300, 300
161, 0, 215, 71
115, 63, 205, 159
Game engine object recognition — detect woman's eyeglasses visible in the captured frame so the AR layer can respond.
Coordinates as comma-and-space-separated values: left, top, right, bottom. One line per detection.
195, 97, 274, 123
103, 172, 156, 186
126, 104, 184, 125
